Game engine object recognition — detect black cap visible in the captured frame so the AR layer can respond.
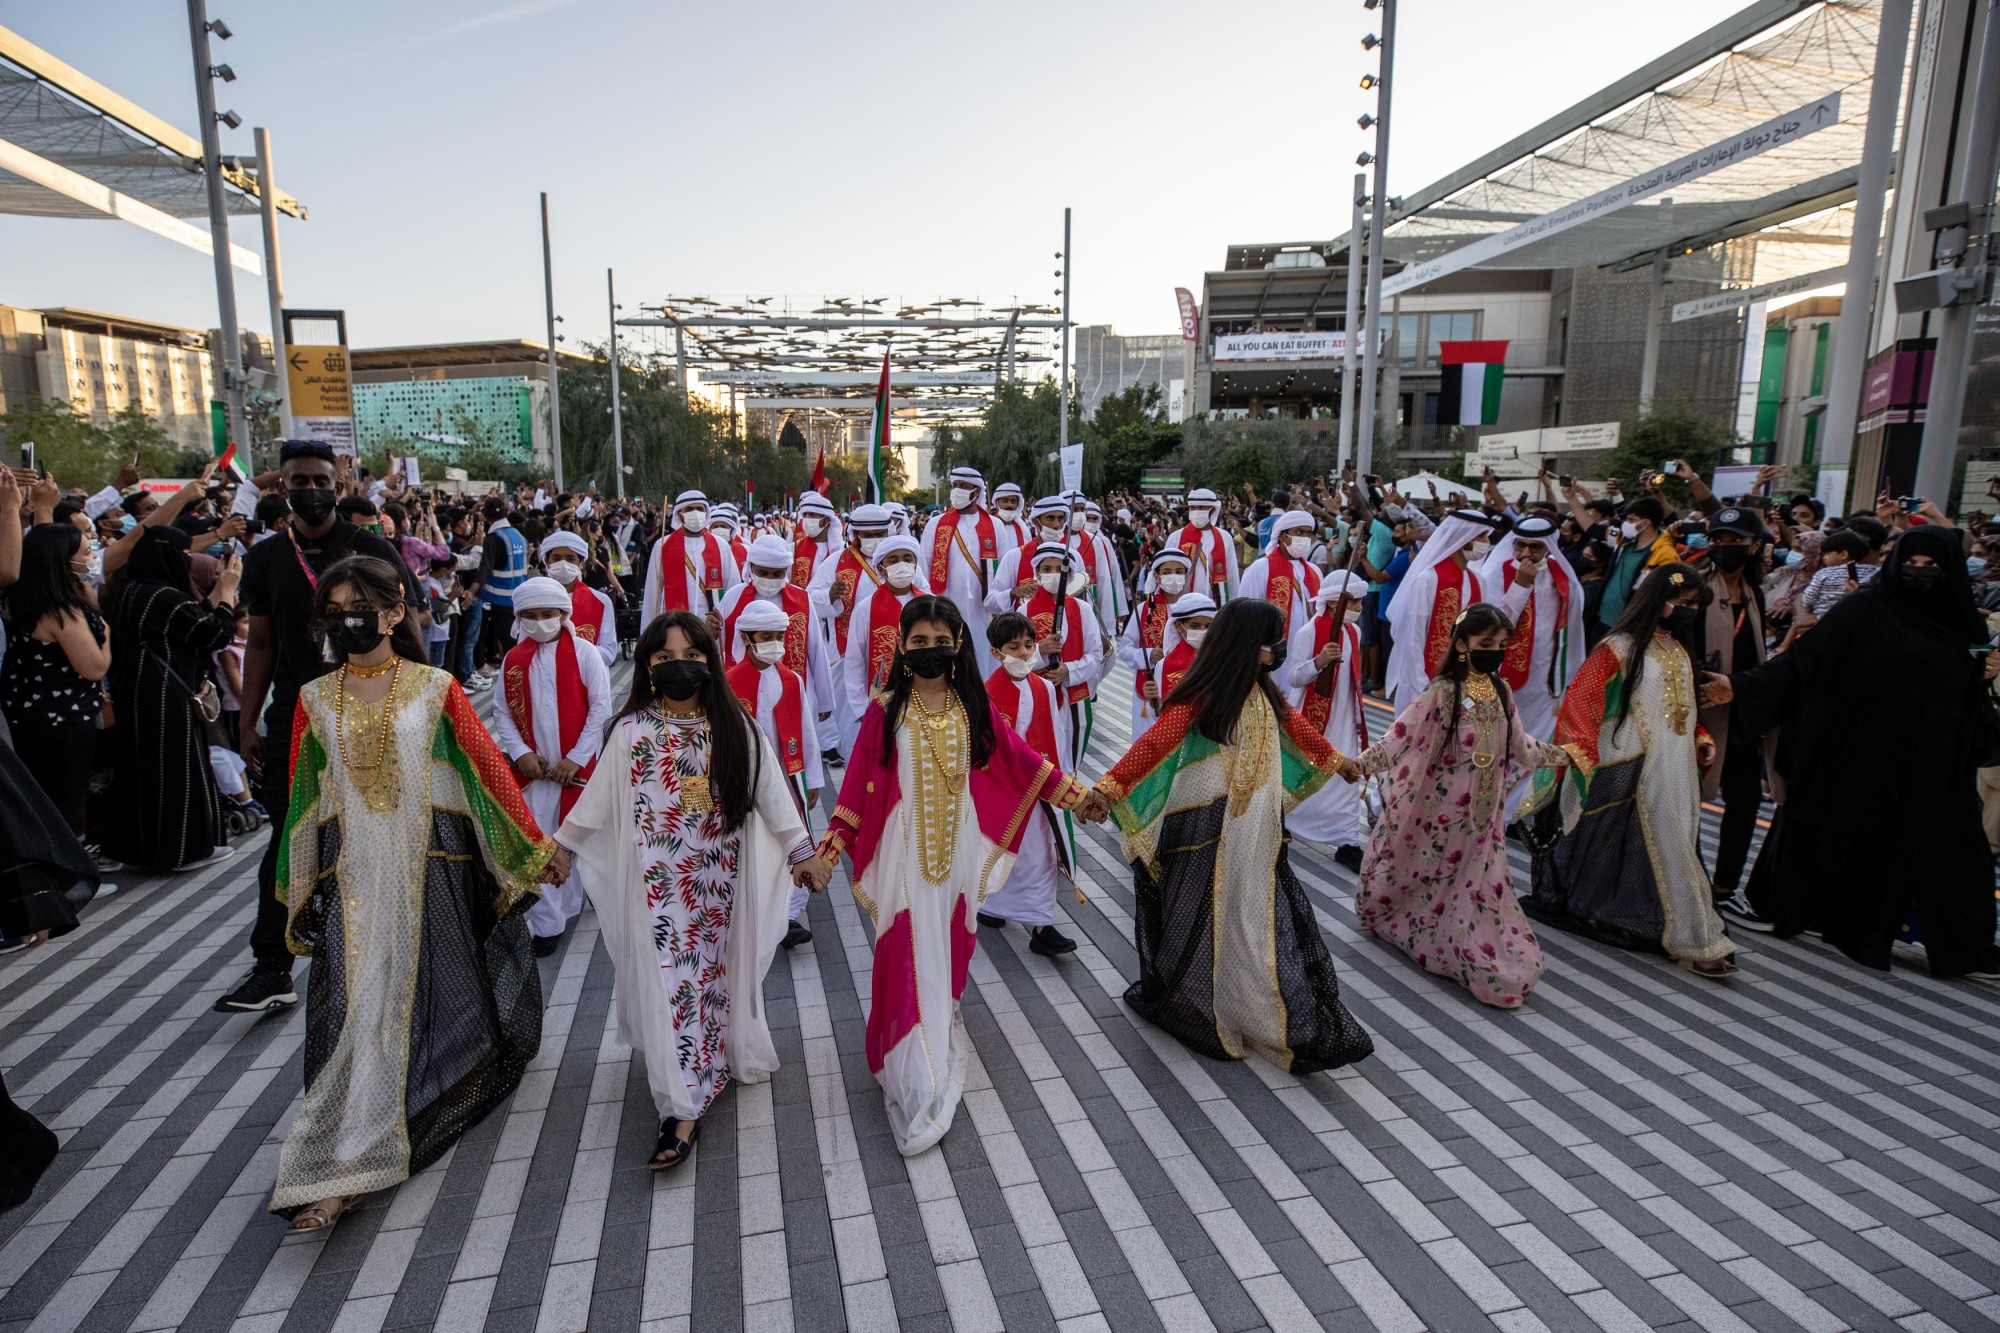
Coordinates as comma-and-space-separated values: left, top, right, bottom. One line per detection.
1710, 507, 1765, 541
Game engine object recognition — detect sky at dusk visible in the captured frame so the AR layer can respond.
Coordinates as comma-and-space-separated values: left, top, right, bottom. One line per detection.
5, 0, 1750, 353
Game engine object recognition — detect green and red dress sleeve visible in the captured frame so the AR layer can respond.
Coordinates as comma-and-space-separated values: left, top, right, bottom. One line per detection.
276, 696, 328, 954
1553, 641, 1624, 777
1095, 701, 1196, 805
437, 679, 553, 915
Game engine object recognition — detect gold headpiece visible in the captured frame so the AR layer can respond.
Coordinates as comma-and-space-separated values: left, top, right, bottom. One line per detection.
1667, 572, 1687, 587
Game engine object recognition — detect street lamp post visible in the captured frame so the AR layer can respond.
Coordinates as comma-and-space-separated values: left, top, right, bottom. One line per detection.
607, 268, 626, 499
252, 128, 290, 442
186, 0, 249, 468
1058, 207, 1072, 454
1339, 173, 1366, 463
540, 192, 564, 490
1357, 0, 1396, 478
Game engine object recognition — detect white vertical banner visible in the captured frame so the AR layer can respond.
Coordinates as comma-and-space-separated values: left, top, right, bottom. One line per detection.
1059, 444, 1083, 494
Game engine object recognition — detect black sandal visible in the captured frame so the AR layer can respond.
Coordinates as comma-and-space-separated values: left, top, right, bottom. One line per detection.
651, 1117, 700, 1170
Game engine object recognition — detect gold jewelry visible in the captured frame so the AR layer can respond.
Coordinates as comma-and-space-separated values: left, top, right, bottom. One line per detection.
344, 655, 396, 679
335, 659, 403, 814
661, 702, 703, 719
1462, 671, 1498, 704
907, 691, 967, 884
1657, 640, 1693, 734
661, 714, 713, 813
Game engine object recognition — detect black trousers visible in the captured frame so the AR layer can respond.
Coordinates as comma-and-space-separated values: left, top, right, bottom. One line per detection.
478, 604, 514, 668
1712, 734, 1764, 894
7, 714, 95, 838
250, 709, 295, 975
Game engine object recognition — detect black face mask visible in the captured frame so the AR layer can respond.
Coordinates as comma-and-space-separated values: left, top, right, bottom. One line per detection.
903, 645, 956, 680
1467, 647, 1505, 675
1897, 565, 1944, 590
1708, 545, 1754, 574
288, 487, 337, 526
1262, 642, 1288, 674
650, 660, 708, 700
1664, 605, 1700, 634
326, 612, 385, 656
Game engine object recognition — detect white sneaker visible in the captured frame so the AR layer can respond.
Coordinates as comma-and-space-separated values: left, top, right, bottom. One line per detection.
175, 846, 238, 872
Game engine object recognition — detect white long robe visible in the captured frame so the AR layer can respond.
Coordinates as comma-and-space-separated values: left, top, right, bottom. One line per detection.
978, 674, 1072, 928
640, 530, 741, 626
739, 664, 822, 920
1283, 616, 1367, 848
557, 716, 807, 1120
919, 507, 1016, 652
486, 630, 613, 938
839, 585, 925, 747
1385, 559, 1487, 708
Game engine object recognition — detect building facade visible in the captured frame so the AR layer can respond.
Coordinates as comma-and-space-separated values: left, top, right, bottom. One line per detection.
349, 340, 585, 472
1070, 325, 1195, 421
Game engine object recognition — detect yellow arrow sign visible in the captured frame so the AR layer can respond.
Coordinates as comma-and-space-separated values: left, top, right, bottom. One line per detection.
286, 344, 353, 417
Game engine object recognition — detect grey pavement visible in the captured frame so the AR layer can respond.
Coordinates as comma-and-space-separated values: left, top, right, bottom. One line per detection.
4, 660, 2000, 1332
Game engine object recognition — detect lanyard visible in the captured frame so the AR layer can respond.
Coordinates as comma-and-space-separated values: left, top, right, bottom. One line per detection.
290, 533, 321, 590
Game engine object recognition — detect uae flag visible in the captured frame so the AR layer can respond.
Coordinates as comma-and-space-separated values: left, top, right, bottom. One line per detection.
1437, 341, 1508, 426
865, 350, 890, 503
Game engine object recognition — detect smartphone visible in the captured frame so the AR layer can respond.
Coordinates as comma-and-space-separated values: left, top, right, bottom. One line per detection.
18, 443, 32, 473
1558, 474, 1574, 488
1900, 496, 1924, 513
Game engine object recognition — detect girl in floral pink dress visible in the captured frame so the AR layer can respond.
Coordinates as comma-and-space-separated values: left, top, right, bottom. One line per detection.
1355, 603, 1569, 1008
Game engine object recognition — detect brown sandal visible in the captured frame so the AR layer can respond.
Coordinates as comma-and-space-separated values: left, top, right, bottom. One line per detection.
287, 1193, 362, 1233
1677, 956, 1739, 980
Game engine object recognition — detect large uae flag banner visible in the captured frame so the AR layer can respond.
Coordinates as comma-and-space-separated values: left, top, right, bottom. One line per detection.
1437, 340, 1508, 426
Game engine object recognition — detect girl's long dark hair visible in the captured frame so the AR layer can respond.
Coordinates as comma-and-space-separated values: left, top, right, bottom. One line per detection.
879, 594, 996, 769
6, 524, 94, 634
1604, 560, 1710, 741
611, 611, 756, 832
313, 555, 431, 666
1161, 597, 1292, 744
1435, 601, 1515, 765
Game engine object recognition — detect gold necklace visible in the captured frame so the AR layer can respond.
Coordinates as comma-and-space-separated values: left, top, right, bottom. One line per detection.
1462, 670, 1498, 704
660, 711, 713, 814
907, 691, 966, 883
335, 659, 403, 813
345, 655, 397, 679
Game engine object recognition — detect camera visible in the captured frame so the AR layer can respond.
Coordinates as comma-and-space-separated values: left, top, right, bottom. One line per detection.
243, 518, 266, 536
1558, 474, 1574, 489
1900, 496, 1925, 513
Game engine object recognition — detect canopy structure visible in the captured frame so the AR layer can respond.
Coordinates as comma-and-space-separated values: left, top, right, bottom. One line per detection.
1368, 0, 1889, 294
0, 23, 303, 270
621, 295, 1066, 427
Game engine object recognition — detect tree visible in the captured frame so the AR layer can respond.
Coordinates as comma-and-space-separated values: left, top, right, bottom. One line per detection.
1085, 383, 1179, 492
1601, 399, 1738, 509
0, 397, 189, 492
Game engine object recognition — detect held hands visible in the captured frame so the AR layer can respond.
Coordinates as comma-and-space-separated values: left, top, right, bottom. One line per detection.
1334, 755, 1363, 783
1076, 790, 1112, 824
792, 855, 833, 893
1696, 672, 1734, 709
542, 845, 574, 885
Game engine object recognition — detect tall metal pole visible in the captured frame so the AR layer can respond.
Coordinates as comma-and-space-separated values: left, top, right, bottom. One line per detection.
1818, 0, 1914, 497
1059, 206, 1073, 453
252, 127, 290, 445
1637, 252, 1669, 414
675, 322, 689, 407
607, 268, 626, 498
1339, 173, 1365, 463
1358, 0, 1396, 477
187, 0, 248, 466
540, 192, 564, 489
1916, 0, 2000, 505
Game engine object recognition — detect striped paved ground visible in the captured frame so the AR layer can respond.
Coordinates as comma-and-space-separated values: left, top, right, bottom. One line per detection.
3, 661, 1999, 1333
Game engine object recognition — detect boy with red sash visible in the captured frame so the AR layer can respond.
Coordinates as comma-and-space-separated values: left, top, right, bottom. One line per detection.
642, 490, 740, 628
1385, 509, 1495, 707
711, 504, 749, 569
489, 577, 613, 954
1237, 509, 1323, 649
1477, 513, 1586, 742
839, 535, 928, 747
727, 598, 823, 950
1164, 487, 1239, 601
540, 530, 615, 665
810, 503, 892, 760
1067, 494, 1129, 639
976, 611, 1078, 957
1018, 542, 1103, 771
991, 482, 1031, 549
918, 466, 1011, 652
792, 493, 840, 587
1283, 573, 1370, 866
1154, 593, 1215, 704
1117, 550, 1193, 724
719, 534, 835, 729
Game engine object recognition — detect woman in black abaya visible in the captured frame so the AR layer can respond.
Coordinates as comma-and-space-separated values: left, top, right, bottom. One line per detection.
1702, 526, 2000, 977
101, 526, 239, 871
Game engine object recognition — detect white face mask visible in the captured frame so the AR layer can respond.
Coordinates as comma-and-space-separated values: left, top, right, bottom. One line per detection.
802, 516, 824, 538
680, 510, 708, 533
1038, 525, 1065, 546
751, 574, 787, 598
1466, 542, 1491, 562
1085, 517, 1101, 533
950, 487, 975, 509
1620, 519, 1640, 541
1038, 569, 1064, 594
546, 561, 582, 585
1157, 573, 1187, 596
1182, 628, 1208, 648
1001, 653, 1035, 680
997, 504, 1020, 522
1190, 510, 1213, 530
858, 535, 882, 557
75, 547, 103, 583
751, 639, 786, 665
1284, 535, 1313, 559
884, 561, 917, 589
522, 617, 564, 643
1069, 511, 1087, 532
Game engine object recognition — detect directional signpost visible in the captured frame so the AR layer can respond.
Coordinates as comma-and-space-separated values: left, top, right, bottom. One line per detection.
281, 308, 356, 456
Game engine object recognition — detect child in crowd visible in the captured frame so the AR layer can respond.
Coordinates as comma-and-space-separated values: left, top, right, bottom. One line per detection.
727, 598, 821, 950
977, 612, 1077, 957
422, 557, 457, 669
213, 605, 248, 752
1796, 529, 1874, 619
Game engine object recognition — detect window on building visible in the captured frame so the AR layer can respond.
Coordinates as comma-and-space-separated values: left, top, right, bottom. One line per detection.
1424, 312, 1479, 365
